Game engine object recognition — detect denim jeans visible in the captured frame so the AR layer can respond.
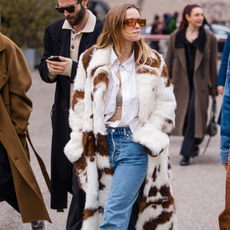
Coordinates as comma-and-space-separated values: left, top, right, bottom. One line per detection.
99, 127, 148, 230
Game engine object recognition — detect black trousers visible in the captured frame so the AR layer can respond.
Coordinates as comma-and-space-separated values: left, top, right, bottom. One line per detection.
0, 141, 19, 212
180, 88, 202, 157
66, 166, 86, 230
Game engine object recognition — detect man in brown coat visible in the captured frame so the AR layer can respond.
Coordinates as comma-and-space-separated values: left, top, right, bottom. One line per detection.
0, 32, 51, 229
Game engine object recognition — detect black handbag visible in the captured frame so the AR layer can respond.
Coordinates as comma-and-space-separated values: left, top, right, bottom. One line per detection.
206, 98, 217, 137
202, 99, 217, 154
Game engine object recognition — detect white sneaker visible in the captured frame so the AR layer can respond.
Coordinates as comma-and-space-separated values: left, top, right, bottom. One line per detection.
31, 220, 47, 230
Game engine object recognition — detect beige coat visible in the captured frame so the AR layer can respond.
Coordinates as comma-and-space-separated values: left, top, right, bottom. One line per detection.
0, 33, 51, 223
165, 28, 217, 139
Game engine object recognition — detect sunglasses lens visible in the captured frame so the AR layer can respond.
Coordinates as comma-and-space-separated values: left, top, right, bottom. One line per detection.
55, 7, 64, 13
66, 6, 75, 13
138, 19, 146, 27
125, 20, 135, 27
55, 6, 75, 13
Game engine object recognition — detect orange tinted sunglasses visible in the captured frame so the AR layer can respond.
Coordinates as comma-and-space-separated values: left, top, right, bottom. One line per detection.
124, 19, 146, 27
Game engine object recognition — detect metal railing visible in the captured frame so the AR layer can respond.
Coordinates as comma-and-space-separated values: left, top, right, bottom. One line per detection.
142, 34, 227, 42
142, 34, 227, 58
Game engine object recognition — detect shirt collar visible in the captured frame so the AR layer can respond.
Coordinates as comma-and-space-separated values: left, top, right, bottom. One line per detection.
62, 10, 96, 34
110, 48, 119, 67
110, 47, 135, 72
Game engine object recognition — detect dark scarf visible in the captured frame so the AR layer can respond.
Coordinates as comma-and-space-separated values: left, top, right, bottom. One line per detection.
175, 26, 206, 52
175, 26, 206, 79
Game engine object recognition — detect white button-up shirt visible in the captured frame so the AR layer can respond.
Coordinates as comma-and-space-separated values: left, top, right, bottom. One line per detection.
104, 48, 140, 133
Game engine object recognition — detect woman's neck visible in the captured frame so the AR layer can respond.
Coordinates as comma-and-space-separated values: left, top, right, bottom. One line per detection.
186, 24, 200, 43
115, 42, 133, 65
186, 23, 200, 33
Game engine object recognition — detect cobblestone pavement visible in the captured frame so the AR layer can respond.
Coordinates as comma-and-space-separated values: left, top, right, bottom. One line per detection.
0, 69, 226, 230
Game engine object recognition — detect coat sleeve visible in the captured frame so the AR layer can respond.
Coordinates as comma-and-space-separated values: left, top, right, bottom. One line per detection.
220, 56, 230, 163
217, 34, 230, 86
64, 52, 87, 163
38, 25, 78, 84
209, 33, 218, 95
38, 26, 58, 83
8, 45, 32, 147
132, 57, 176, 157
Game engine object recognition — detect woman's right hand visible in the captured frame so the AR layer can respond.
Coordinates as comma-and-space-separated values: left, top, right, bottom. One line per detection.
217, 86, 224, 95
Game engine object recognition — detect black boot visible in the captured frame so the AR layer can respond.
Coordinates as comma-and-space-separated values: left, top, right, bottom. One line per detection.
195, 145, 199, 156
180, 156, 190, 166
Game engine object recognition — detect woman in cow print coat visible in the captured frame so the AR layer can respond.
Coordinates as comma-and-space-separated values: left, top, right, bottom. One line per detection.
65, 3, 178, 230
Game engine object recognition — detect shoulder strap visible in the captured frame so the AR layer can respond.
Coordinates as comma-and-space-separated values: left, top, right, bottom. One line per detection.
26, 130, 51, 192
202, 136, 211, 155
202, 99, 217, 154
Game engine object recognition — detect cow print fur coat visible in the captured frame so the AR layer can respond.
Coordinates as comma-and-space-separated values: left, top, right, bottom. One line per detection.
64, 44, 178, 230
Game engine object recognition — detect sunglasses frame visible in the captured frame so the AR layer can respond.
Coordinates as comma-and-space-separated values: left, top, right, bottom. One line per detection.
124, 19, 146, 28
55, 0, 81, 13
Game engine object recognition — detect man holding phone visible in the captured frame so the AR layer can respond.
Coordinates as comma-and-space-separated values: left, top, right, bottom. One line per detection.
38, 0, 104, 229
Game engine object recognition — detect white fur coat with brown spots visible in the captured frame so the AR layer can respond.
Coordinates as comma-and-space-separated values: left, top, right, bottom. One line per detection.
64, 44, 178, 230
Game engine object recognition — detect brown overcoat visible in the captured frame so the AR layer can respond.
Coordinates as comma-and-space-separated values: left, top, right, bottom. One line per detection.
165, 28, 217, 139
0, 33, 51, 223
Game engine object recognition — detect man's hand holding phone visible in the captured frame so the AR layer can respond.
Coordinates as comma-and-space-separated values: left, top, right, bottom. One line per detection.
46, 56, 71, 75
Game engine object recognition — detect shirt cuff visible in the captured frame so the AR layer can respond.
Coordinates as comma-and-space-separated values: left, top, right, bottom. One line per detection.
220, 150, 229, 163
48, 71, 57, 81
62, 59, 73, 77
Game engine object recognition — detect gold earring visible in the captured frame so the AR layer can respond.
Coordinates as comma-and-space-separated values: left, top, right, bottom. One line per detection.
187, 19, 190, 22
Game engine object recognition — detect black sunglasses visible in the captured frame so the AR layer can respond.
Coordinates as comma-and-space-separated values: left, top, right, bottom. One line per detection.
55, 1, 81, 13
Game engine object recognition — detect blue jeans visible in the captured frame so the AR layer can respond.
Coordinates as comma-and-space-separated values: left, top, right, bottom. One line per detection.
99, 127, 148, 230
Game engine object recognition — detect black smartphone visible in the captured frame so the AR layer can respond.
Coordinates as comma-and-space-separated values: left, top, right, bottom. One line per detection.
48, 56, 61, 62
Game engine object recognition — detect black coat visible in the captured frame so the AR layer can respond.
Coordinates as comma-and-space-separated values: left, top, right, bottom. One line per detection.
38, 18, 104, 209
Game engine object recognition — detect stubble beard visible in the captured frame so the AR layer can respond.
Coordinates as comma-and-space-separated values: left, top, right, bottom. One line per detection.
66, 4, 86, 26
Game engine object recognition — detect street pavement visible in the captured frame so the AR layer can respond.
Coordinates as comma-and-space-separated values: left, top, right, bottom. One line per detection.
0, 69, 226, 230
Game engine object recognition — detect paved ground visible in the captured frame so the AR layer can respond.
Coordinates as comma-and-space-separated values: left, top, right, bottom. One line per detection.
0, 69, 226, 230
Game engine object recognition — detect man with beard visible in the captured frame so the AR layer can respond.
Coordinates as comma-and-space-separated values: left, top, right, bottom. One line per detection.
38, 0, 104, 229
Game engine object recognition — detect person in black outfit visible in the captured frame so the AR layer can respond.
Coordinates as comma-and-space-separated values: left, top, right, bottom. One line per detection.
165, 4, 217, 166
38, 0, 104, 229
161, 13, 170, 35
150, 14, 161, 52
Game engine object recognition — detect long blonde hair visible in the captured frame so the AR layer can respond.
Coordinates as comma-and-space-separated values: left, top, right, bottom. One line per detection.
95, 3, 151, 66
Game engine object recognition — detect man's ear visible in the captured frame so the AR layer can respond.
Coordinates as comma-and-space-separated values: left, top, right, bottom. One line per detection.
82, 0, 88, 8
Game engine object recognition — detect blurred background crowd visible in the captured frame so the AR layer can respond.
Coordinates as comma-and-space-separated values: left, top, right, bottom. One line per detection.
1, 0, 230, 68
